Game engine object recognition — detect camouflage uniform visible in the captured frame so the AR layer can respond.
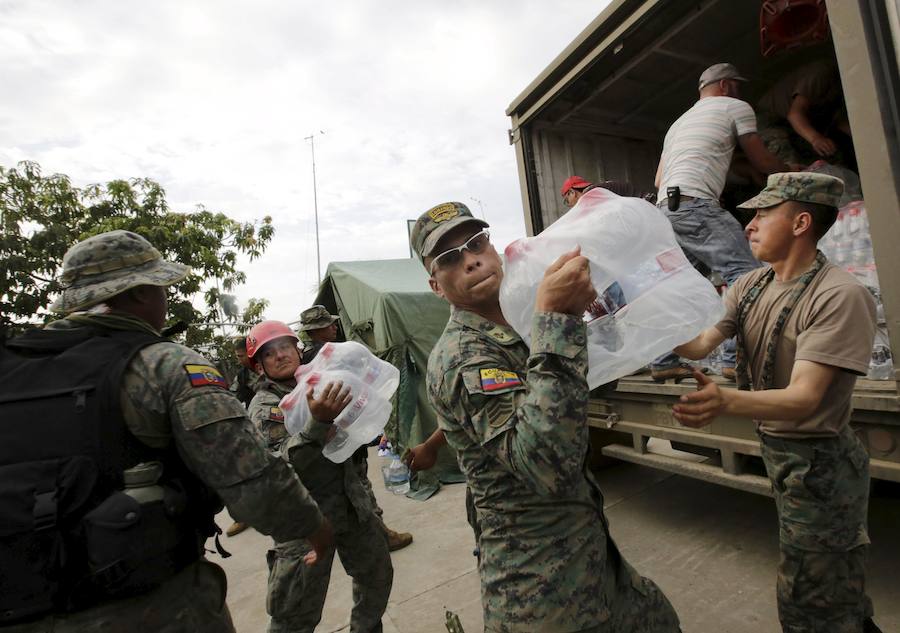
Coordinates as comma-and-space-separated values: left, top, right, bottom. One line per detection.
8, 231, 325, 633
411, 202, 679, 633
428, 309, 680, 633
736, 174, 877, 633
230, 366, 260, 407
249, 376, 291, 451
249, 380, 392, 633
760, 429, 873, 632
299, 317, 410, 550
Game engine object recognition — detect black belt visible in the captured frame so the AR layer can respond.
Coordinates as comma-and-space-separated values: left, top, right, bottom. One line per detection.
658, 195, 696, 207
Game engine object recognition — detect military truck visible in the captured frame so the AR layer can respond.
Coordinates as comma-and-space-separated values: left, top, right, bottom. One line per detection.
505, 0, 900, 493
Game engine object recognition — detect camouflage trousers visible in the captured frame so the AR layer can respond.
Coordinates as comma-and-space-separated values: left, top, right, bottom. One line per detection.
760, 427, 876, 633
1, 560, 233, 633
355, 453, 385, 521
266, 513, 393, 633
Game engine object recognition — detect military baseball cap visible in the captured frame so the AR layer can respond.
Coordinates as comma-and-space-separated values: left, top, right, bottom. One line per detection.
409, 202, 489, 262
698, 63, 747, 90
737, 172, 844, 210
298, 305, 339, 331
51, 230, 190, 314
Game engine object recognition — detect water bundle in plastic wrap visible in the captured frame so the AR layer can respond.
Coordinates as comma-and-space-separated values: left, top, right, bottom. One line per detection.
819, 198, 894, 380
279, 341, 400, 463
500, 188, 725, 388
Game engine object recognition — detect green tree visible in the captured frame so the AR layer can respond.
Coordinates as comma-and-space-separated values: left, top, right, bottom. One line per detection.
0, 160, 273, 351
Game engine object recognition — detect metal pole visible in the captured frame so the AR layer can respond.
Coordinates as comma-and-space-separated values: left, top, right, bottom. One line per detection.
305, 132, 323, 284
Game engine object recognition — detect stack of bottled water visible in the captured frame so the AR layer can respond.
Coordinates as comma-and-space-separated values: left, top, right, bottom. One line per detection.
500, 188, 724, 388
279, 341, 400, 462
819, 201, 894, 380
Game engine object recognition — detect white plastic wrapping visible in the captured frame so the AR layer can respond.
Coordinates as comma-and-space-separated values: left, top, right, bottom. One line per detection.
279, 341, 400, 463
500, 188, 725, 388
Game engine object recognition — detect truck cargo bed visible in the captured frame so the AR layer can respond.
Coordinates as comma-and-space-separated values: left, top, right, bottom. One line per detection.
588, 375, 900, 493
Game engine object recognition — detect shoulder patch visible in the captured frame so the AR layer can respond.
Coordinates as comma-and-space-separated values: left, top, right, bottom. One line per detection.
484, 327, 515, 344
480, 368, 522, 392
184, 364, 228, 389
268, 407, 285, 422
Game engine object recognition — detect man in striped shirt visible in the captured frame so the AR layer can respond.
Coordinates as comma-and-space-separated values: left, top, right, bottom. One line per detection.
651, 62, 789, 382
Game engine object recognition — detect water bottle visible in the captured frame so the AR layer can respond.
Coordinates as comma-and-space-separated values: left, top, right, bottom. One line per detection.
317, 341, 399, 400
868, 326, 894, 381
122, 461, 165, 505
381, 452, 410, 495
500, 188, 724, 388
280, 342, 400, 464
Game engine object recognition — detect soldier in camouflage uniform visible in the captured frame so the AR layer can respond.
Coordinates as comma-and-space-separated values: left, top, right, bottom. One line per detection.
672, 173, 881, 632
3, 230, 331, 633
246, 320, 392, 633
299, 305, 413, 552
412, 203, 681, 633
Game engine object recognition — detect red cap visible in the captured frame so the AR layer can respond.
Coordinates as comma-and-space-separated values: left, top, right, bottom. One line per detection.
561, 176, 591, 196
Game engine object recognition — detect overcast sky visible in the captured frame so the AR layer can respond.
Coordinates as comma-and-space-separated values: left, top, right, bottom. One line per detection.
1, 0, 610, 324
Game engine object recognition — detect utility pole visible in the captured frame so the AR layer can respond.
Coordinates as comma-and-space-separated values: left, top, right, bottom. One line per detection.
304, 131, 325, 284
469, 197, 487, 220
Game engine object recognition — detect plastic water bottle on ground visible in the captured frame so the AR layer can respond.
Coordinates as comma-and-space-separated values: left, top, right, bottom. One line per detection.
381, 453, 410, 495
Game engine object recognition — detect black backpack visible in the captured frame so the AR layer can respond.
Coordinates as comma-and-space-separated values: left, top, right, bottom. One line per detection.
0, 325, 219, 623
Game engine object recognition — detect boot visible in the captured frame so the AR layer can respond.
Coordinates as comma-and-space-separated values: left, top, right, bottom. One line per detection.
226, 521, 248, 537
384, 527, 413, 551
721, 366, 736, 381
650, 364, 694, 384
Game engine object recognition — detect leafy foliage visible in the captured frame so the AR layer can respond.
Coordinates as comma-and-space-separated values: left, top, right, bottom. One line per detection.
1, 160, 273, 360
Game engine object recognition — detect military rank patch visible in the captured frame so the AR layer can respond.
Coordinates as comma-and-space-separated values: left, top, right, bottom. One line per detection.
484, 394, 517, 428
479, 368, 522, 392
428, 202, 460, 223
269, 407, 285, 422
184, 364, 228, 389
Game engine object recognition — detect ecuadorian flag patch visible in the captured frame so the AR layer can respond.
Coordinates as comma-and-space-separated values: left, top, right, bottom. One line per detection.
184, 364, 228, 389
269, 407, 285, 422
480, 368, 522, 392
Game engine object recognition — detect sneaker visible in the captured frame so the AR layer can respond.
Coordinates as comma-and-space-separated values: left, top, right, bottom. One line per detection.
721, 367, 736, 381
650, 364, 695, 384
385, 527, 413, 551
226, 521, 248, 537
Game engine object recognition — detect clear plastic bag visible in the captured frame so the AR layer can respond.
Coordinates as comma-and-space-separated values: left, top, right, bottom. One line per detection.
500, 188, 725, 388
279, 342, 400, 463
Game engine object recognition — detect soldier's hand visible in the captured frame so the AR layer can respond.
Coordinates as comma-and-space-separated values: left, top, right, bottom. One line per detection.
810, 135, 837, 157
672, 370, 727, 428
307, 381, 352, 423
404, 442, 439, 472
536, 247, 597, 316
303, 518, 334, 566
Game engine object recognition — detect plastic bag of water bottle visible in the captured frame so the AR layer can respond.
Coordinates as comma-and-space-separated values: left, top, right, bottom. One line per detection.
279, 341, 400, 464
500, 188, 725, 388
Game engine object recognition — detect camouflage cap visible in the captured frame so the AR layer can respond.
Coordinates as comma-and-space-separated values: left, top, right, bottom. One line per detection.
409, 202, 489, 262
298, 304, 339, 331
51, 230, 190, 314
737, 172, 844, 210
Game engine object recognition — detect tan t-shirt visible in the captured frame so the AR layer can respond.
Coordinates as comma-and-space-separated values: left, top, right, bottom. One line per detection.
716, 262, 876, 437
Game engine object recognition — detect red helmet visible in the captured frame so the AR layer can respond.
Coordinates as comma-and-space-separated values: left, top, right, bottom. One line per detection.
246, 321, 299, 362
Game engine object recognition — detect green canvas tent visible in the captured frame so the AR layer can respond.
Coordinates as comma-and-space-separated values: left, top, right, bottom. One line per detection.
313, 258, 463, 497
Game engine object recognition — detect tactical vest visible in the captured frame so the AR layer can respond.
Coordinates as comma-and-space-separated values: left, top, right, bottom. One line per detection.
0, 325, 222, 624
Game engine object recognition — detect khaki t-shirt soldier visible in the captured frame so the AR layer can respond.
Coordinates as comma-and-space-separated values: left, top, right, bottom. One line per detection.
717, 263, 875, 436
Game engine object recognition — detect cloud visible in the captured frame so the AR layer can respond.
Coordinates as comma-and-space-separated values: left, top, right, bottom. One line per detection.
0, 0, 611, 324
